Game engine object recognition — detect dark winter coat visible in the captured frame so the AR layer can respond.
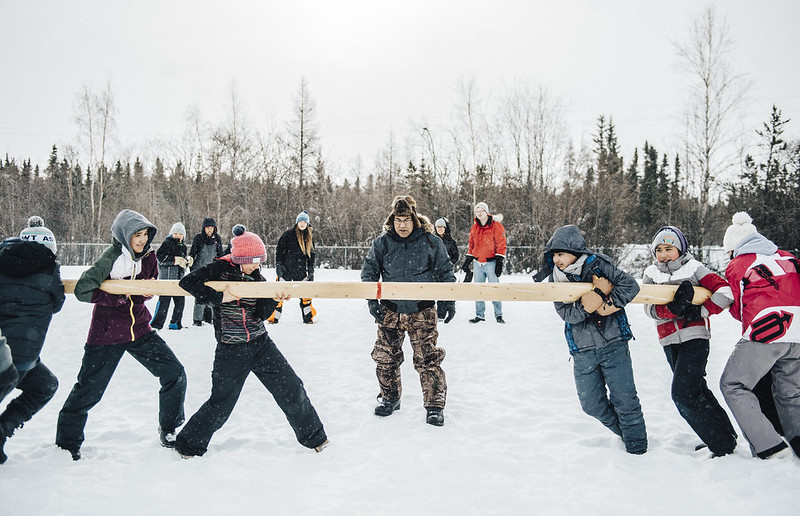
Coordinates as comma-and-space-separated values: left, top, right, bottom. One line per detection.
275, 227, 315, 281
436, 221, 459, 265
189, 217, 224, 271
544, 225, 639, 355
0, 239, 65, 365
74, 210, 159, 346
361, 225, 456, 314
179, 257, 279, 345
156, 235, 188, 280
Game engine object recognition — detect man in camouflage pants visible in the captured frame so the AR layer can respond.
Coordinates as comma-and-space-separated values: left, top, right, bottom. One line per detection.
361, 195, 456, 426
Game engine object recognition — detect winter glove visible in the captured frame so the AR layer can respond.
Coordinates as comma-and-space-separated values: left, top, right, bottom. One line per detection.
494, 256, 504, 277
681, 303, 703, 322
276, 263, 286, 280
174, 256, 188, 268
666, 280, 696, 317
186, 255, 194, 268
464, 270, 473, 283
461, 256, 474, 273
368, 299, 384, 324
441, 301, 456, 323
307, 267, 314, 282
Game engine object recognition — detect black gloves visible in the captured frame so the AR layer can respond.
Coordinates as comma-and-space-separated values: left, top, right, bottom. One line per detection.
307, 268, 314, 281
464, 270, 473, 283
461, 256, 474, 273
495, 256, 504, 277
667, 280, 698, 318
368, 299, 384, 323
276, 263, 286, 280
441, 301, 456, 323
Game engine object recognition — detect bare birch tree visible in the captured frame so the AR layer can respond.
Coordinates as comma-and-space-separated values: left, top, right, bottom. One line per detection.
676, 5, 749, 246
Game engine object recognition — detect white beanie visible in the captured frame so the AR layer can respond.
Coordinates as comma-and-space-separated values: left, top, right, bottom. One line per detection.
169, 222, 186, 236
19, 226, 57, 255
435, 218, 447, 227
475, 202, 490, 214
723, 212, 758, 253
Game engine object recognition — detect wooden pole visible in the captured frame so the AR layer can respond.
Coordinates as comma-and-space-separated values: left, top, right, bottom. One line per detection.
61, 279, 710, 305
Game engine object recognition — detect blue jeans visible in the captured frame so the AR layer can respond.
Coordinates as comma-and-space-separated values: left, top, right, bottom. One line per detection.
473, 261, 502, 319
572, 340, 647, 453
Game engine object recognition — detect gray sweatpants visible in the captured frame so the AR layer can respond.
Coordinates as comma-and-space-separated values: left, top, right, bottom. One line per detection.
720, 338, 800, 457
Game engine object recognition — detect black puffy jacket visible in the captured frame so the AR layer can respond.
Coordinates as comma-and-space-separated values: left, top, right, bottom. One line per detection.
0, 240, 65, 364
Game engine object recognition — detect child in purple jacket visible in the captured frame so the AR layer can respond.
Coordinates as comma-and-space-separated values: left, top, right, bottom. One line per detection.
55, 209, 186, 460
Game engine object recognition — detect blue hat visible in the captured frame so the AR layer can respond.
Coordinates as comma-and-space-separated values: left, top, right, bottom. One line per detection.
651, 226, 688, 256
296, 211, 310, 224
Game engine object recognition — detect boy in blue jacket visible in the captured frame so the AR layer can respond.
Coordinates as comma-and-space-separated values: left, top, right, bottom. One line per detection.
542, 225, 647, 454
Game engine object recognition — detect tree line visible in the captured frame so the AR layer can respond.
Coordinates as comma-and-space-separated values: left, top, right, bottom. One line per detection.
1, 7, 797, 271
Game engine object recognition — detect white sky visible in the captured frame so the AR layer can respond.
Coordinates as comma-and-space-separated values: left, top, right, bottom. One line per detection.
1, 0, 799, 173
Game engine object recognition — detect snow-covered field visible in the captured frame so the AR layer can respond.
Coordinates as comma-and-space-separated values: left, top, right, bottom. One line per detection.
1, 268, 797, 515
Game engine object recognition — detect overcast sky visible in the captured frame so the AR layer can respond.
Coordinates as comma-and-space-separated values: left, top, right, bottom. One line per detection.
2, 0, 799, 173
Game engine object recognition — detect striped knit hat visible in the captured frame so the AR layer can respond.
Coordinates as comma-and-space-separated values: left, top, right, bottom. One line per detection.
231, 231, 267, 264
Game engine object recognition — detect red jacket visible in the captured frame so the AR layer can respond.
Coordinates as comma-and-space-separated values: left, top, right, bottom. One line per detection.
467, 216, 506, 262
726, 249, 800, 343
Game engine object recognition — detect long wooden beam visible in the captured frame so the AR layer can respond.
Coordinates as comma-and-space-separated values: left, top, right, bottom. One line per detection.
61, 279, 710, 305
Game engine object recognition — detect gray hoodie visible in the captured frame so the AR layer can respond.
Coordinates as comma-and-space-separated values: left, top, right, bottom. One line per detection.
111, 209, 157, 258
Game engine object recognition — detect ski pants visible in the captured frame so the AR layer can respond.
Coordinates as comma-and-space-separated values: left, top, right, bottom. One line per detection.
371, 307, 447, 409
663, 339, 737, 455
56, 331, 186, 451
472, 261, 502, 319
1, 361, 58, 434
720, 339, 800, 458
151, 295, 185, 328
175, 334, 327, 456
572, 340, 647, 454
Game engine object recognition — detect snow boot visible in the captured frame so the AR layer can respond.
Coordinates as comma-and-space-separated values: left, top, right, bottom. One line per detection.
314, 439, 330, 453
374, 398, 401, 417
426, 408, 444, 427
159, 428, 177, 448
193, 320, 203, 327
168, 322, 181, 330
790, 436, 800, 458
469, 317, 485, 324
57, 444, 81, 461
0, 419, 18, 464
496, 316, 505, 324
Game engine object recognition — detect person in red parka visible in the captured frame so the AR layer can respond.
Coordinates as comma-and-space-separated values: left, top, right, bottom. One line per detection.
461, 202, 506, 324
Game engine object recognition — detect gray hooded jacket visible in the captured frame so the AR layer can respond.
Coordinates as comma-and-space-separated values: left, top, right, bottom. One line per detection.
544, 225, 640, 354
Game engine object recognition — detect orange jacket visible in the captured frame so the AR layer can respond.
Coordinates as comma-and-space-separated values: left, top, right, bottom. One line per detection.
467, 216, 506, 262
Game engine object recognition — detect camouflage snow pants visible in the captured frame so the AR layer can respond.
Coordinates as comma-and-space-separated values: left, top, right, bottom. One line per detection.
371, 307, 446, 409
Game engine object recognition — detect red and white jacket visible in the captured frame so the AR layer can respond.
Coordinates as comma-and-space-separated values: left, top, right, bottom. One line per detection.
726, 239, 800, 343
642, 254, 733, 346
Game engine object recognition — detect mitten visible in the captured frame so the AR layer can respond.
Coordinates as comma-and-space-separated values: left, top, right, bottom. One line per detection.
368, 299, 384, 323
464, 270, 473, 283
442, 301, 456, 323
186, 255, 194, 268
174, 256, 188, 268
495, 256, 504, 277
276, 263, 286, 280
461, 256, 474, 273
667, 280, 696, 317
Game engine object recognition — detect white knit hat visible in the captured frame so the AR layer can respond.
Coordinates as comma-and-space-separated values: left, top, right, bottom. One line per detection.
19, 226, 57, 255
169, 222, 186, 236
723, 212, 758, 252
474, 202, 489, 214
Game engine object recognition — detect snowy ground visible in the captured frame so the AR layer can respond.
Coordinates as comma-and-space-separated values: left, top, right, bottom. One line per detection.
1, 268, 798, 515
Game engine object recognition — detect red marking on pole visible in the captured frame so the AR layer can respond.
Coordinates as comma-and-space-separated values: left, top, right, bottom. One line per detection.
376, 282, 382, 300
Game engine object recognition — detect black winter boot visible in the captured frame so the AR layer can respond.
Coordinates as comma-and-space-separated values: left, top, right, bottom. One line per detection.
159, 427, 177, 448
0, 419, 18, 464
374, 398, 401, 417
790, 436, 800, 458
426, 408, 445, 426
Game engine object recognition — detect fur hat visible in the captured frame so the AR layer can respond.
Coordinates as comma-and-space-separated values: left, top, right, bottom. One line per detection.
27, 215, 45, 227
474, 202, 490, 214
723, 212, 758, 253
169, 222, 186, 236
230, 231, 267, 264
296, 210, 310, 224
19, 226, 57, 255
383, 195, 431, 233
651, 226, 688, 256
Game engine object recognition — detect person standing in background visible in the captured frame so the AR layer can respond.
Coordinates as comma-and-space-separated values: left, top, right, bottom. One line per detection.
188, 217, 223, 327
462, 202, 506, 324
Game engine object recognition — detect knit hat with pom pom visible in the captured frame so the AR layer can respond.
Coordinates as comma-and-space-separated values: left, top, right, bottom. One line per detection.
230, 231, 267, 264
232, 224, 246, 237
723, 212, 758, 253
